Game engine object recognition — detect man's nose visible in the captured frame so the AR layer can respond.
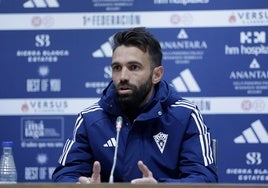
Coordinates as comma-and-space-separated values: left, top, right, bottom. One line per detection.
120, 67, 130, 80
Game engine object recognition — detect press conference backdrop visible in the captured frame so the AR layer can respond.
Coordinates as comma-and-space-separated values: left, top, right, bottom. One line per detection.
0, 0, 267, 184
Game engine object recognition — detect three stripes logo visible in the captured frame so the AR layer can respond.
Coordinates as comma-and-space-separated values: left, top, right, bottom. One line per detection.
92, 36, 113, 58
103, 137, 117, 147
171, 69, 201, 92
234, 120, 268, 144
23, 0, 59, 8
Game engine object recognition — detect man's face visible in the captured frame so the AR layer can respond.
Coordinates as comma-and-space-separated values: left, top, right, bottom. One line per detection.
111, 45, 154, 108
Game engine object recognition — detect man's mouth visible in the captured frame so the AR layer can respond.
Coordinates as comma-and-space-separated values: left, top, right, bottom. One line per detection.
118, 85, 132, 95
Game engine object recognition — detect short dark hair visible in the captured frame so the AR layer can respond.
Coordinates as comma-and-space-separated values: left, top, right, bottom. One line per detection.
112, 27, 162, 68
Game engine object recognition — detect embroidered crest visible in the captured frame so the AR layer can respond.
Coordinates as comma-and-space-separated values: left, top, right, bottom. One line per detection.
153, 132, 168, 154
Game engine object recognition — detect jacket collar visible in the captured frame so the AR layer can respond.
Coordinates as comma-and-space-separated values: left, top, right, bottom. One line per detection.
98, 80, 179, 120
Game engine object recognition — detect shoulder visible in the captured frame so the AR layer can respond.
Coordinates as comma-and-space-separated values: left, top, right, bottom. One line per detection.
75, 103, 112, 129
168, 98, 202, 118
171, 98, 197, 110
78, 103, 105, 123
80, 103, 103, 115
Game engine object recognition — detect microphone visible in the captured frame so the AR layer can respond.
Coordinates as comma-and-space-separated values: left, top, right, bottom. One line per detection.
109, 116, 123, 183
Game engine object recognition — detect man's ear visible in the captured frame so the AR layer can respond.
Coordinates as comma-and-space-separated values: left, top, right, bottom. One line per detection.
152, 66, 164, 84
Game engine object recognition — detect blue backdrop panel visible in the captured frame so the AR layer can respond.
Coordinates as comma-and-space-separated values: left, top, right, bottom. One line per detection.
0, 0, 267, 12
0, 115, 77, 182
153, 27, 268, 97
0, 30, 114, 98
1, 28, 267, 98
207, 115, 268, 183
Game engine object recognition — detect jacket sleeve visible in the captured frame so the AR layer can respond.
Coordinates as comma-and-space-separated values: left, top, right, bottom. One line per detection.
52, 113, 93, 182
159, 107, 218, 183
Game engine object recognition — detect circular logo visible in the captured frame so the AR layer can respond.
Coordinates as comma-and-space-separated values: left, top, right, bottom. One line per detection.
170, 14, 181, 24
253, 100, 265, 112
241, 100, 252, 111
31, 16, 54, 28
181, 13, 193, 25
32, 16, 42, 27
42, 16, 54, 28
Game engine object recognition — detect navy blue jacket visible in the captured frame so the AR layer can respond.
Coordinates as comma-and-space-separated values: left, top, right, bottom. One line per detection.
52, 80, 218, 183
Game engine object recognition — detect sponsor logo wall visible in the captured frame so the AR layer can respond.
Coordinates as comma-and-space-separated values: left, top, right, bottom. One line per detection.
0, 0, 267, 183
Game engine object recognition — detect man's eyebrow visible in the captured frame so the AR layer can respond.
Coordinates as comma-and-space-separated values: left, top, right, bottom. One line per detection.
111, 62, 120, 66
127, 61, 143, 65
111, 61, 143, 66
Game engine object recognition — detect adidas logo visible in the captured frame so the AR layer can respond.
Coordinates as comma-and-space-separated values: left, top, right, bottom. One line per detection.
92, 36, 113, 58
234, 120, 268, 144
171, 68, 201, 92
103, 138, 117, 147
23, 0, 59, 8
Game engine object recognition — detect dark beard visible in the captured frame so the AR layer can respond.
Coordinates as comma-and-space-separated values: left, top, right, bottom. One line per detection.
115, 78, 152, 119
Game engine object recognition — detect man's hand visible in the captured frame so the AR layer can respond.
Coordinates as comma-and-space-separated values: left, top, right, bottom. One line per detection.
77, 161, 101, 184
131, 160, 157, 184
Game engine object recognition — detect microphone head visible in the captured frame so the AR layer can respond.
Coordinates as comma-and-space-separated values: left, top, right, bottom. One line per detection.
116, 116, 123, 129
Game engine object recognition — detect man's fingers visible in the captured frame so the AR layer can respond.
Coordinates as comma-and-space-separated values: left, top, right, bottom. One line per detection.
78, 161, 101, 184
91, 161, 101, 183
137, 160, 153, 177
93, 161, 101, 174
131, 161, 157, 184
78, 176, 91, 184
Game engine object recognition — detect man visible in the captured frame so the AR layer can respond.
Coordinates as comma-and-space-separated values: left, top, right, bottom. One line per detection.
52, 27, 218, 183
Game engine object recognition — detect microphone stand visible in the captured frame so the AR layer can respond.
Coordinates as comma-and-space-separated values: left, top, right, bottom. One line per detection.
109, 116, 122, 183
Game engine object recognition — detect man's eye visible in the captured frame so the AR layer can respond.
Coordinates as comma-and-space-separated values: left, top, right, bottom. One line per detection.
112, 65, 121, 71
130, 65, 139, 71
